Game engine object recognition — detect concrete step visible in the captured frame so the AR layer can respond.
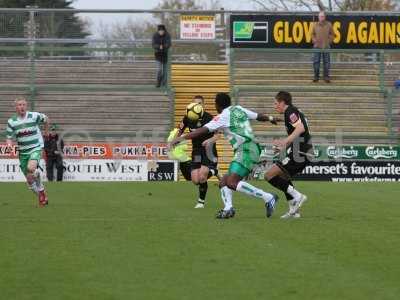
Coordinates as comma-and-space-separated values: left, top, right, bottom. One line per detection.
36, 104, 170, 110
235, 62, 380, 69
242, 102, 385, 108
34, 79, 155, 84
235, 79, 379, 86
172, 70, 229, 76
0, 67, 156, 72
253, 126, 387, 134
52, 118, 171, 125
36, 107, 171, 114
172, 76, 229, 82
54, 124, 170, 130
37, 98, 169, 104
235, 68, 380, 75
240, 90, 383, 96
239, 95, 383, 101
36, 97, 169, 103
38, 91, 167, 96
236, 75, 380, 81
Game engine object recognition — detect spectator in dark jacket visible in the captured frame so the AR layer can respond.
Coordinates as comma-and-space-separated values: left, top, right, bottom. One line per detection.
152, 24, 171, 87
44, 124, 64, 181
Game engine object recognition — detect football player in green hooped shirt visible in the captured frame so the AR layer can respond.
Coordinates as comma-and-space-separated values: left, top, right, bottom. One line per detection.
170, 93, 281, 219
6, 97, 50, 207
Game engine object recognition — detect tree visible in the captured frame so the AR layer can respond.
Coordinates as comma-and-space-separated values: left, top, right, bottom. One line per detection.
251, 0, 326, 11
155, 0, 203, 39
250, 0, 398, 11
96, 0, 225, 61
0, 1, 90, 57
0, 1, 89, 40
335, 0, 398, 10
96, 0, 222, 40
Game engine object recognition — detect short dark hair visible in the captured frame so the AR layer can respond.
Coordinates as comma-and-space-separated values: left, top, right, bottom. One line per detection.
194, 95, 204, 101
275, 91, 292, 106
215, 93, 231, 109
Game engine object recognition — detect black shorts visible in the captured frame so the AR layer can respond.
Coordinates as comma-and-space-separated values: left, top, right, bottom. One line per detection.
276, 153, 310, 178
191, 147, 218, 170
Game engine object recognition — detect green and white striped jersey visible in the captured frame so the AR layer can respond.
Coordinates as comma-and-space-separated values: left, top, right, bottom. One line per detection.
205, 105, 258, 150
6, 111, 47, 154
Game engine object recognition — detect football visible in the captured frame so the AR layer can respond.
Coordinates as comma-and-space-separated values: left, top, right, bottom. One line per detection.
186, 102, 204, 121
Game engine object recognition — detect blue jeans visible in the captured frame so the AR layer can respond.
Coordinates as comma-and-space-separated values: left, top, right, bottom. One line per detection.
313, 51, 330, 80
156, 60, 168, 86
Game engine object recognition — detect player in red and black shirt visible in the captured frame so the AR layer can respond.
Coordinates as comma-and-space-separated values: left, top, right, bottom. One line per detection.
178, 95, 219, 208
265, 91, 314, 219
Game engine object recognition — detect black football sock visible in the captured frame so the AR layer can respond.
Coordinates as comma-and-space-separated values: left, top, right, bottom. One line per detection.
285, 181, 294, 201
284, 192, 294, 201
268, 176, 290, 194
207, 168, 218, 179
198, 182, 208, 202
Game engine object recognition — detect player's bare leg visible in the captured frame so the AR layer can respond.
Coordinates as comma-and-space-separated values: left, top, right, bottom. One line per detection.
265, 165, 306, 218
26, 160, 48, 207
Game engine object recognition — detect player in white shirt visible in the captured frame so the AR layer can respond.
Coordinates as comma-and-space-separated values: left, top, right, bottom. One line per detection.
6, 97, 49, 207
170, 93, 281, 219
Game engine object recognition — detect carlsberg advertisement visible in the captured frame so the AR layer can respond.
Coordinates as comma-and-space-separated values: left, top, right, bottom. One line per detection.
299, 145, 400, 182
258, 145, 400, 182
313, 145, 400, 160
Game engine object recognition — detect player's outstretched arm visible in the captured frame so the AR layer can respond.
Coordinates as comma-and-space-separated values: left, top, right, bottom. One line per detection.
170, 127, 209, 147
202, 132, 219, 148
256, 114, 282, 125
240, 107, 281, 124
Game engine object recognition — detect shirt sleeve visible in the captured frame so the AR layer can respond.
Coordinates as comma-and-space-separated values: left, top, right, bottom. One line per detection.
287, 107, 302, 126
204, 110, 229, 132
6, 121, 13, 139
35, 112, 47, 124
239, 106, 258, 120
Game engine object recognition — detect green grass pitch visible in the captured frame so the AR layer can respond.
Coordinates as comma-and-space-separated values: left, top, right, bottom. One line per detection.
0, 181, 399, 300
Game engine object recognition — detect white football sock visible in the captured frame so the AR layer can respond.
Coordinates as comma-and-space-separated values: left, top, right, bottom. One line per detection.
287, 185, 301, 199
236, 181, 273, 203
34, 169, 44, 192
29, 183, 39, 195
220, 186, 233, 210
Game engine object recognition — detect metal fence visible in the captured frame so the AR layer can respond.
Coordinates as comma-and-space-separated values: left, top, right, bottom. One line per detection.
386, 88, 400, 137
0, 8, 399, 140
2, 8, 400, 63
0, 8, 229, 63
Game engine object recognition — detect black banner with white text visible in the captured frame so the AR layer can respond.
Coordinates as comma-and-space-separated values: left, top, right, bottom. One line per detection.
231, 14, 400, 49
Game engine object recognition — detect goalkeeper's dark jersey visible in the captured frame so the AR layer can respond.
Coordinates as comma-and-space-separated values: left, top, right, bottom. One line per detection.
284, 105, 313, 155
179, 112, 215, 150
